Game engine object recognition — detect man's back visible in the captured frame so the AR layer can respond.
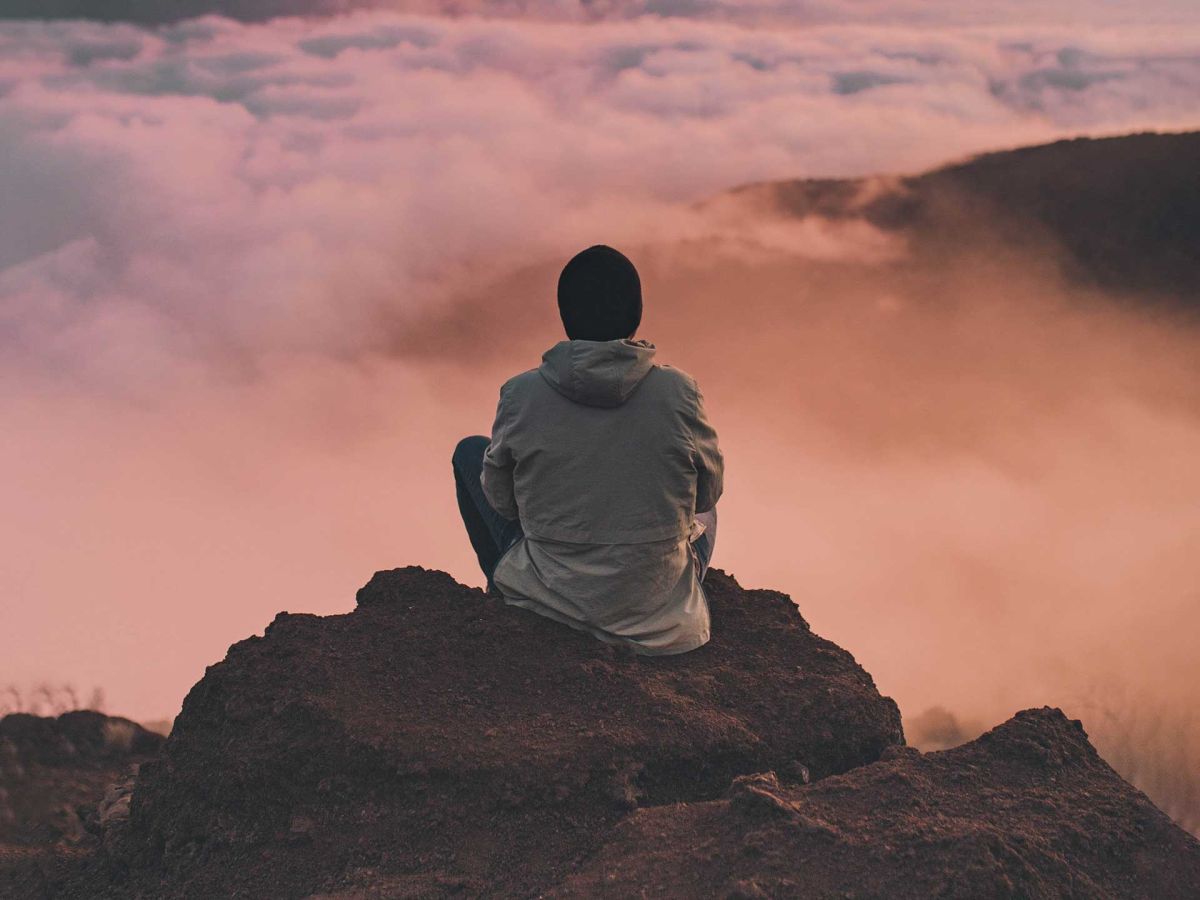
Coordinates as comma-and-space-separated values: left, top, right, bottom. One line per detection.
480, 338, 723, 654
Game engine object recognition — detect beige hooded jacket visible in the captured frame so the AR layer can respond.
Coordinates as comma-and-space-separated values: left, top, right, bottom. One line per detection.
481, 338, 723, 654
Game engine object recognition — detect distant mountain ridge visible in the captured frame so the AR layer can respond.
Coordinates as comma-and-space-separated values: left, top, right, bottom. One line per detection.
731, 131, 1200, 307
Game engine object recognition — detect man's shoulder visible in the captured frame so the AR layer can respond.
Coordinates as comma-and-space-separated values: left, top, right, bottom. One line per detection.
651, 363, 696, 386
497, 361, 697, 405
500, 367, 545, 396
646, 363, 699, 397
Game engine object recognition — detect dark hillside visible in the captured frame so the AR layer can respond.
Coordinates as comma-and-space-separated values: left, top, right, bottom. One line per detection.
741, 131, 1200, 307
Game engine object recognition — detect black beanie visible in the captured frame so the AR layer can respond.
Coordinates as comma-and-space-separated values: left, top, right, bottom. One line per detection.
557, 245, 642, 342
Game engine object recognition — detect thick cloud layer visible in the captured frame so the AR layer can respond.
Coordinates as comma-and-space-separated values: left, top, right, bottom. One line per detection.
2, 11, 1199, 389
1, 6, 1199, 829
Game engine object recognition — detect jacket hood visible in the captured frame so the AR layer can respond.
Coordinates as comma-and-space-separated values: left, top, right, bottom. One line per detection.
538, 339, 657, 408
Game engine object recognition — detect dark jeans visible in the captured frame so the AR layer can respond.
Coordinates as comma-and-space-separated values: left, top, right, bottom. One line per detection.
452, 436, 524, 590
452, 434, 717, 588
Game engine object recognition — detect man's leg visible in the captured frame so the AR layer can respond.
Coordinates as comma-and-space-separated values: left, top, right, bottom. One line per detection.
452, 435, 523, 589
693, 507, 718, 582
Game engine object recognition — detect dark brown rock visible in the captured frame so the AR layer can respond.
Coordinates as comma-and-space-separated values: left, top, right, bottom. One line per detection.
4, 571, 1196, 899
0, 712, 164, 899
554, 707, 1200, 898
0, 711, 164, 847
116, 566, 902, 897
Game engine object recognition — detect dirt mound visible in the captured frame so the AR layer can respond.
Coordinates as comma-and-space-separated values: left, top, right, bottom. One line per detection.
0, 711, 165, 898
0, 711, 164, 847
108, 566, 902, 897
556, 707, 1200, 898
6, 571, 1197, 898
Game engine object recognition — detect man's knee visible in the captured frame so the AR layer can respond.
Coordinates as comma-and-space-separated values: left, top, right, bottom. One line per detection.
452, 435, 490, 472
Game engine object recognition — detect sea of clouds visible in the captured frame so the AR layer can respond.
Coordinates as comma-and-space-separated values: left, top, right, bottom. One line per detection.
2, 10, 1200, 388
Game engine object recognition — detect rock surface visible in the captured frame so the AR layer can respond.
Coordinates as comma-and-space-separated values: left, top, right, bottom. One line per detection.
0, 711, 165, 897
556, 707, 1200, 898
0, 711, 164, 846
116, 566, 903, 897
6, 568, 1199, 898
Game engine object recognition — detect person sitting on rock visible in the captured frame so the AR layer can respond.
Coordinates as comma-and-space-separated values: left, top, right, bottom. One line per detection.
452, 245, 724, 655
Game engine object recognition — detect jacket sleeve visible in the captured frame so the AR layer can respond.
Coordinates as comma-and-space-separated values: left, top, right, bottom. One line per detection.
481, 382, 520, 521
688, 378, 724, 514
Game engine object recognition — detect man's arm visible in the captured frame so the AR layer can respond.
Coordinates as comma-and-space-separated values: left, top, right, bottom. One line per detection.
688, 379, 724, 514
481, 383, 520, 521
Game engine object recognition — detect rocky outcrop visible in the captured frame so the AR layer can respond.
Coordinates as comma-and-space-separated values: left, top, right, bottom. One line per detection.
0, 711, 164, 847
556, 707, 1200, 898
118, 566, 902, 897
0, 711, 165, 899
8, 568, 1199, 898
